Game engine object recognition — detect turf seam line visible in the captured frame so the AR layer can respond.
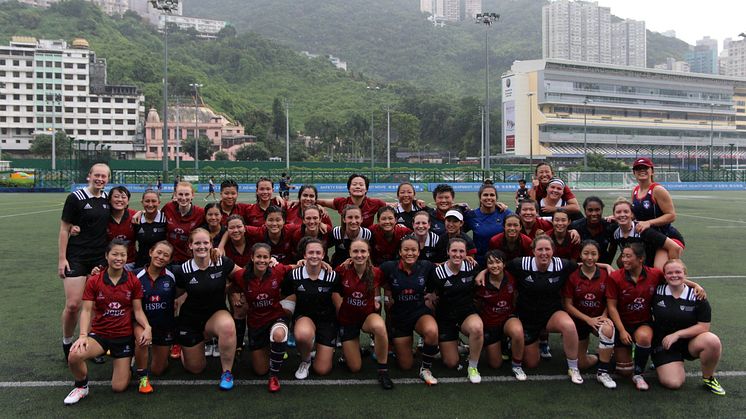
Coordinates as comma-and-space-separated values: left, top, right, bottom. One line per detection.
3, 371, 745, 387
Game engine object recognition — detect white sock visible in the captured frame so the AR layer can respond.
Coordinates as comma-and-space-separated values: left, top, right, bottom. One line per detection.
567, 358, 578, 369
468, 359, 478, 369
63, 336, 74, 345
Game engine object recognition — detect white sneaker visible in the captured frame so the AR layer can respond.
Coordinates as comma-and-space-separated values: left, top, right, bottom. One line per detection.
632, 374, 649, 391
568, 368, 584, 384
512, 365, 527, 381
419, 368, 438, 386
295, 360, 311, 380
597, 372, 617, 389
467, 367, 481, 384
204, 343, 214, 357
540, 342, 552, 359
63, 386, 89, 405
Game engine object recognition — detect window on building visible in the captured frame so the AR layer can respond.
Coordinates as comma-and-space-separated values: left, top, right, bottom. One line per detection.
90, 130, 98, 135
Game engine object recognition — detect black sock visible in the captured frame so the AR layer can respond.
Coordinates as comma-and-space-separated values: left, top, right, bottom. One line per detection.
74, 377, 88, 388
377, 362, 388, 373
421, 344, 438, 370
269, 341, 286, 377
234, 319, 246, 349
597, 361, 610, 375
634, 345, 651, 375
136, 368, 148, 378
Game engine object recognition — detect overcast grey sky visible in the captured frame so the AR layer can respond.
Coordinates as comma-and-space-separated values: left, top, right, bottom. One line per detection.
597, 0, 745, 48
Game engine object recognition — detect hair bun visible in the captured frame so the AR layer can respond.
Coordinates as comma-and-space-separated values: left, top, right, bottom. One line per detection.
483, 179, 494, 185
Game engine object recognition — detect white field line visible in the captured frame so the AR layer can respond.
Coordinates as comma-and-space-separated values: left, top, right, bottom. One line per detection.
2, 371, 745, 388
676, 213, 746, 224
688, 275, 746, 280
0, 208, 60, 218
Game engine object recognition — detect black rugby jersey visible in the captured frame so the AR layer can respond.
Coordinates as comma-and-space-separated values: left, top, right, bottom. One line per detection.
417, 231, 442, 263
610, 221, 668, 267
569, 218, 615, 264
507, 257, 577, 318
61, 188, 109, 257
134, 211, 167, 268
429, 261, 478, 318
174, 256, 235, 319
282, 266, 338, 322
652, 284, 711, 342
328, 226, 373, 268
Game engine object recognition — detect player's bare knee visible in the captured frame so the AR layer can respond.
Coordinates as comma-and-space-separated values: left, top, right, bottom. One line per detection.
313, 364, 332, 376
660, 376, 684, 390
111, 381, 129, 393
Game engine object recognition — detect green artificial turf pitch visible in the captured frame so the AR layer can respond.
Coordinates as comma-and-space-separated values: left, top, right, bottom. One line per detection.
0, 190, 744, 418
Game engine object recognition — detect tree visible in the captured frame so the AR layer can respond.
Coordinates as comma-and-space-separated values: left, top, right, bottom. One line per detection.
586, 152, 627, 171
272, 97, 285, 140
29, 132, 72, 158
234, 143, 270, 161
217, 25, 237, 39
213, 150, 230, 161
182, 136, 214, 161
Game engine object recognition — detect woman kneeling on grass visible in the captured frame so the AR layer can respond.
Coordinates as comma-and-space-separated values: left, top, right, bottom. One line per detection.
133, 241, 176, 394
64, 239, 151, 405
333, 239, 394, 389
561, 240, 617, 389
652, 259, 724, 395
474, 250, 526, 381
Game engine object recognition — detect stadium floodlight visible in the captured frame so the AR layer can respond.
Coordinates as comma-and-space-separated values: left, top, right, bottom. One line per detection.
150, 0, 179, 13
476, 12, 500, 171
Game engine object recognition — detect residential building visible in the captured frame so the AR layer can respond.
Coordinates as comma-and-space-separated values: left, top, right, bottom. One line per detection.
542, 0, 612, 64
158, 15, 228, 39
654, 58, 690, 73
611, 19, 646, 67
144, 104, 253, 161
0, 37, 145, 157
502, 59, 746, 167
686, 38, 719, 74
724, 37, 746, 78
464, 0, 482, 20
419, 0, 434, 15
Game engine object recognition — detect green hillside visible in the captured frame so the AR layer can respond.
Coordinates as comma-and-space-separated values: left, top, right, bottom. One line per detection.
185, 0, 691, 96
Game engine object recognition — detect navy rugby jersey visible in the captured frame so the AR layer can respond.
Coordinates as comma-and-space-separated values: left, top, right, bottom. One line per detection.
136, 267, 176, 330
380, 260, 435, 319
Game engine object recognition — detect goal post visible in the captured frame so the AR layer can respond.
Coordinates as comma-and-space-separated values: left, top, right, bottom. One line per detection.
563, 171, 681, 190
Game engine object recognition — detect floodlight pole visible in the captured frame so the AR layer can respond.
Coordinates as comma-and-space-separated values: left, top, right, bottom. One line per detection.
152, 0, 180, 179
189, 82, 203, 170
476, 12, 499, 171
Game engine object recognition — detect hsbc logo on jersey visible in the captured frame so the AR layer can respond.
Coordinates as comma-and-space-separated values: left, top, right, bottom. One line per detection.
104, 301, 125, 317
115, 234, 128, 241
347, 291, 367, 307
584, 293, 596, 300
253, 293, 273, 308
150, 295, 161, 302
398, 288, 419, 302
626, 297, 647, 312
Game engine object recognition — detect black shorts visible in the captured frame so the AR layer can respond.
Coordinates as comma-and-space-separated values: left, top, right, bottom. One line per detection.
519, 310, 557, 345
176, 316, 208, 347
615, 322, 652, 348
295, 316, 337, 348
437, 309, 477, 342
483, 316, 518, 346
88, 333, 135, 358
248, 318, 289, 351
338, 323, 363, 343
652, 339, 696, 367
152, 328, 176, 346
573, 319, 595, 341
65, 254, 105, 278
389, 307, 434, 339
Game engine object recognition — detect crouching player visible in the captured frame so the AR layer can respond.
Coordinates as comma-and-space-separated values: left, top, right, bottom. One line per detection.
562, 240, 617, 389
64, 240, 151, 405
230, 243, 293, 392
475, 250, 526, 381
332, 239, 394, 389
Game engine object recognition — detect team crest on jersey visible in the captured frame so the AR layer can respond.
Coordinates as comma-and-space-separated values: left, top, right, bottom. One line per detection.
548, 276, 560, 284
643, 201, 651, 209
163, 282, 170, 289
97, 291, 104, 299
680, 305, 694, 312
125, 291, 131, 299
271, 280, 278, 288
418, 276, 425, 286
461, 276, 473, 284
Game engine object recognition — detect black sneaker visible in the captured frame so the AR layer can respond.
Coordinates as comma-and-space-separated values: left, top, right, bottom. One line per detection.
378, 371, 394, 390
92, 356, 106, 364
63, 342, 72, 362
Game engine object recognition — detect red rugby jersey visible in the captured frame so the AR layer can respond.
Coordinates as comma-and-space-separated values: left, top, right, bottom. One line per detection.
107, 208, 137, 263
474, 272, 517, 328
245, 224, 300, 264
83, 270, 143, 338
232, 264, 290, 329
370, 223, 412, 265
562, 267, 609, 318
162, 201, 205, 263
333, 264, 382, 326
332, 196, 387, 228
285, 206, 334, 228
242, 201, 288, 228
488, 233, 533, 261
606, 266, 664, 326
